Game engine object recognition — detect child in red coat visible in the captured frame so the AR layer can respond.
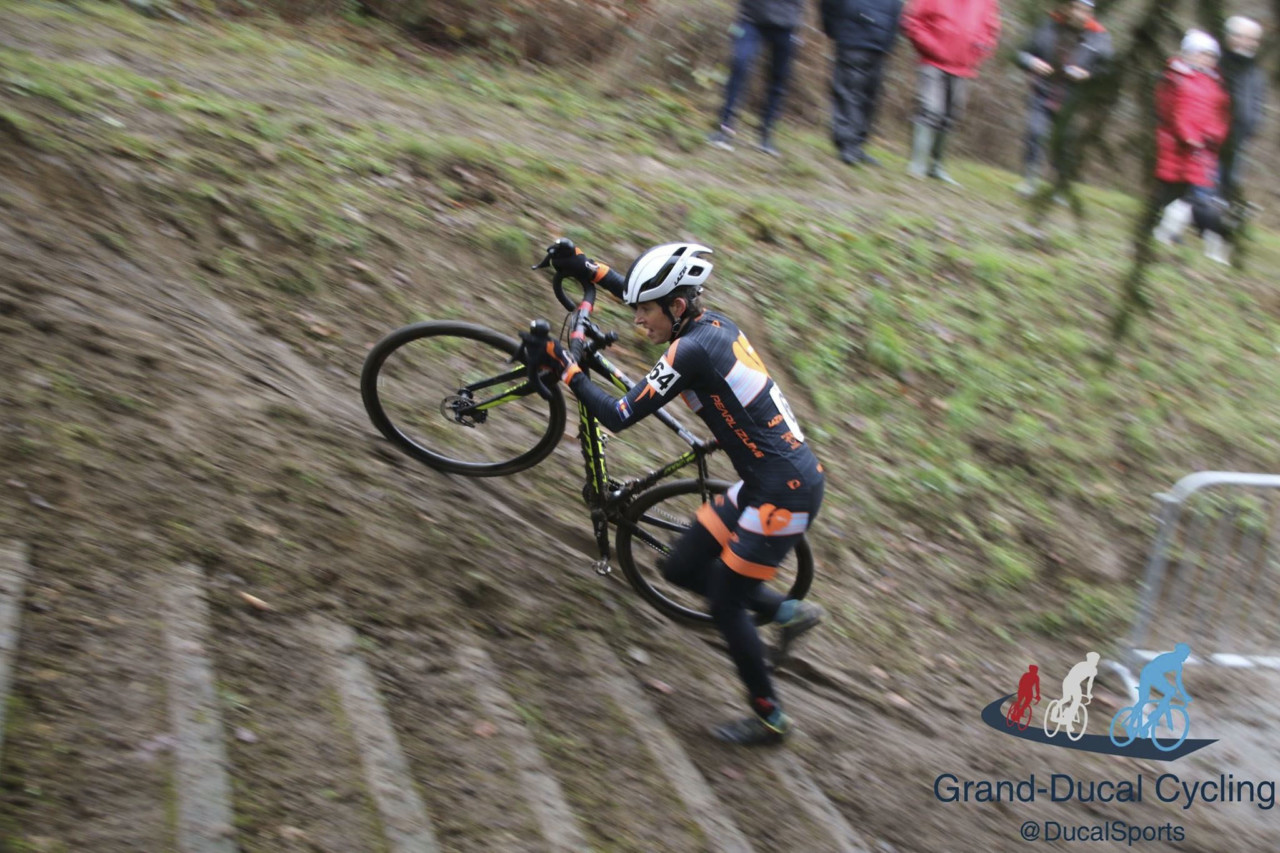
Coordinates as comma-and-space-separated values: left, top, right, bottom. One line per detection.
1153, 30, 1233, 263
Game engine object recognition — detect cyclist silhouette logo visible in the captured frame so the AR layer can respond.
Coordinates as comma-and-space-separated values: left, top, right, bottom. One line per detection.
1005, 664, 1041, 730
1044, 651, 1099, 742
981, 642, 1214, 760
1109, 643, 1194, 752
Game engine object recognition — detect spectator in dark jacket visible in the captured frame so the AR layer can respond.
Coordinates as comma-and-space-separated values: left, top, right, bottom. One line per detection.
821, 0, 903, 166
1219, 16, 1266, 198
1014, 0, 1112, 195
708, 0, 808, 156
901, 0, 1002, 185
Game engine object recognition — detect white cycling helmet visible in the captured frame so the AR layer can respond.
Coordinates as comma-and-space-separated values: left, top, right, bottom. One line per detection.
622, 242, 714, 306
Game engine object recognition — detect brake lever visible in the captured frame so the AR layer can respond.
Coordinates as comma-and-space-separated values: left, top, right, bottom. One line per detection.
532, 237, 576, 270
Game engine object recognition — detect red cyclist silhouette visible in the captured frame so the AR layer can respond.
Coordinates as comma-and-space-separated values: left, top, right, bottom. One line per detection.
1006, 664, 1041, 730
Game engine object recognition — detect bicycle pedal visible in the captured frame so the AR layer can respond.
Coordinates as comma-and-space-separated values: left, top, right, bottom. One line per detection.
591, 560, 613, 576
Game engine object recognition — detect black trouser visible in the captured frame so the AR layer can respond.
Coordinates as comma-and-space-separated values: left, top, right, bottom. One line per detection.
660, 469, 824, 710
830, 46, 887, 156
1022, 97, 1056, 175
1219, 134, 1252, 199
718, 20, 796, 136
661, 522, 785, 704
1023, 94, 1083, 181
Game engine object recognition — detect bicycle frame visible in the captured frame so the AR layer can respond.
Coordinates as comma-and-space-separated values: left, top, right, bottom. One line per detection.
574, 344, 718, 574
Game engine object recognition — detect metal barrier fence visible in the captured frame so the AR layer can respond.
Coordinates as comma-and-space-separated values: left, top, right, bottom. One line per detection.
1127, 472, 1280, 666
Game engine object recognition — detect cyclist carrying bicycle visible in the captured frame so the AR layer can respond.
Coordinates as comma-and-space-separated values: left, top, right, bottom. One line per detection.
529, 240, 825, 745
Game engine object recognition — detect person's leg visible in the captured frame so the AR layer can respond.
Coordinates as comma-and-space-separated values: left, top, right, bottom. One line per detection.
1019, 96, 1052, 190
929, 74, 969, 184
1047, 104, 1076, 185
1153, 180, 1193, 245
909, 65, 945, 176
758, 24, 796, 152
713, 20, 763, 144
1219, 138, 1242, 199
856, 49, 888, 164
658, 518, 721, 596
830, 45, 859, 160
707, 563, 776, 707
665, 482, 748, 594
1189, 184, 1231, 264
835, 48, 877, 162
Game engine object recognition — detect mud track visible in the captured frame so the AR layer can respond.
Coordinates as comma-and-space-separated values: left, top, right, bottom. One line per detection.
1, 8, 1278, 851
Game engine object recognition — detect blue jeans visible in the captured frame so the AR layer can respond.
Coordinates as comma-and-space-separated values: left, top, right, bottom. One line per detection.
717, 20, 796, 137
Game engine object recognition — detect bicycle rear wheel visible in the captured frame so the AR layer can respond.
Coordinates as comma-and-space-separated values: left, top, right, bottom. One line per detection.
361, 321, 566, 477
616, 478, 815, 626
1067, 704, 1087, 742
1043, 699, 1063, 738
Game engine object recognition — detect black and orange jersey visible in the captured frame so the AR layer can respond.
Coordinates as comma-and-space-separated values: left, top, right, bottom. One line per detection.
567, 309, 820, 487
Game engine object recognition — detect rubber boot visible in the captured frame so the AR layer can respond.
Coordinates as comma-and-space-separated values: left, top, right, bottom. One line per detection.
907, 123, 933, 178
929, 131, 959, 186
1154, 199, 1193, 245
1014, 163, 1038, 197
1203, 231, 1231, 265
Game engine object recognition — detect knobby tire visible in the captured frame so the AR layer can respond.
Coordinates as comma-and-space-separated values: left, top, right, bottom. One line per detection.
616, 478, 815, 626
361, 321, 566, 477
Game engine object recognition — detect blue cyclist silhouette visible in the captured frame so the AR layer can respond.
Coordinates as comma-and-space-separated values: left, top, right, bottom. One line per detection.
1110, 643, 1193, 751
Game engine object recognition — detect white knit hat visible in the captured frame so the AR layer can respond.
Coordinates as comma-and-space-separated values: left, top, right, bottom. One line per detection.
1181, 29, 1221, 57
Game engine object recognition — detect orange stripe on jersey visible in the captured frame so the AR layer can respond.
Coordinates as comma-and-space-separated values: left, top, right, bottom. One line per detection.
721, 546, 777, 581
696, 502, 732, 547
664, 337, 680, 366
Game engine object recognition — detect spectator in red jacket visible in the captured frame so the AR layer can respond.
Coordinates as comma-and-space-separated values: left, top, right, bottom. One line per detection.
1152, 30, 1232, 264
901, 0, 1002, 184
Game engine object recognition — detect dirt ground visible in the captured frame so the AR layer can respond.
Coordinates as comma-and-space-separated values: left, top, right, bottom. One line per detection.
1, 4, 1279, 852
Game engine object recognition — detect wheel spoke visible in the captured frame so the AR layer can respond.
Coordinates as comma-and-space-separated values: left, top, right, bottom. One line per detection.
615, 479, 814, 625
361, 322, 565, 476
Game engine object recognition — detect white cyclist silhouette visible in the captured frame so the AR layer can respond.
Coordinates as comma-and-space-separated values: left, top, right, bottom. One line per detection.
1043, 651, 1099, 741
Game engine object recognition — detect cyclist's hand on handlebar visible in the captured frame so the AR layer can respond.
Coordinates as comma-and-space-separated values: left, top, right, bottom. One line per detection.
518, 328, 580, 393
549, 243, 607, 286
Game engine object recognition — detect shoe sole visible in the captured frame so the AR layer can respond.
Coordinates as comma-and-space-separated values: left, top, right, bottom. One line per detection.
709, 723, 789, 746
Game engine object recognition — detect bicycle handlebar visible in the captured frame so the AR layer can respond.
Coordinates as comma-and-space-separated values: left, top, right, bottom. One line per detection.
533, 239, 600, 363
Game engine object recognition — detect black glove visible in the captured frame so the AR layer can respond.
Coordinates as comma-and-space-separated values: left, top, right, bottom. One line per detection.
549, 244, 602, 285
517, 325, 579, 400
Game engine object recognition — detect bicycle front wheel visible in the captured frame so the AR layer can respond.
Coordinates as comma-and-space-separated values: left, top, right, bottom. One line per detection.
615, 478, 815, 626
1152, 706, 1191, 751
1067, 704, 1088, 742
361, 321, 566, 477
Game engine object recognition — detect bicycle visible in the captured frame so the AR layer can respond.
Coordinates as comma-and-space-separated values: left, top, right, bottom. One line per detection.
359, 241, 814, 625
1108, 693, 1192, 751
1043, 694, 1090, 742
1005, 696, 1033, 731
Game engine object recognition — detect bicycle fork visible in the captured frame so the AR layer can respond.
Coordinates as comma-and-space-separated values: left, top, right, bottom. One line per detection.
577, 402, 614, 576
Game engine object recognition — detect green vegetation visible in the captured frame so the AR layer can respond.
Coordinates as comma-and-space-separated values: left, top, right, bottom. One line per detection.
4, 0, 1280, 647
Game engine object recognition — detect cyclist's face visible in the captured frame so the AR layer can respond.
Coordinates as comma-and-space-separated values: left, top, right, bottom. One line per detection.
633, 301, 674, 343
